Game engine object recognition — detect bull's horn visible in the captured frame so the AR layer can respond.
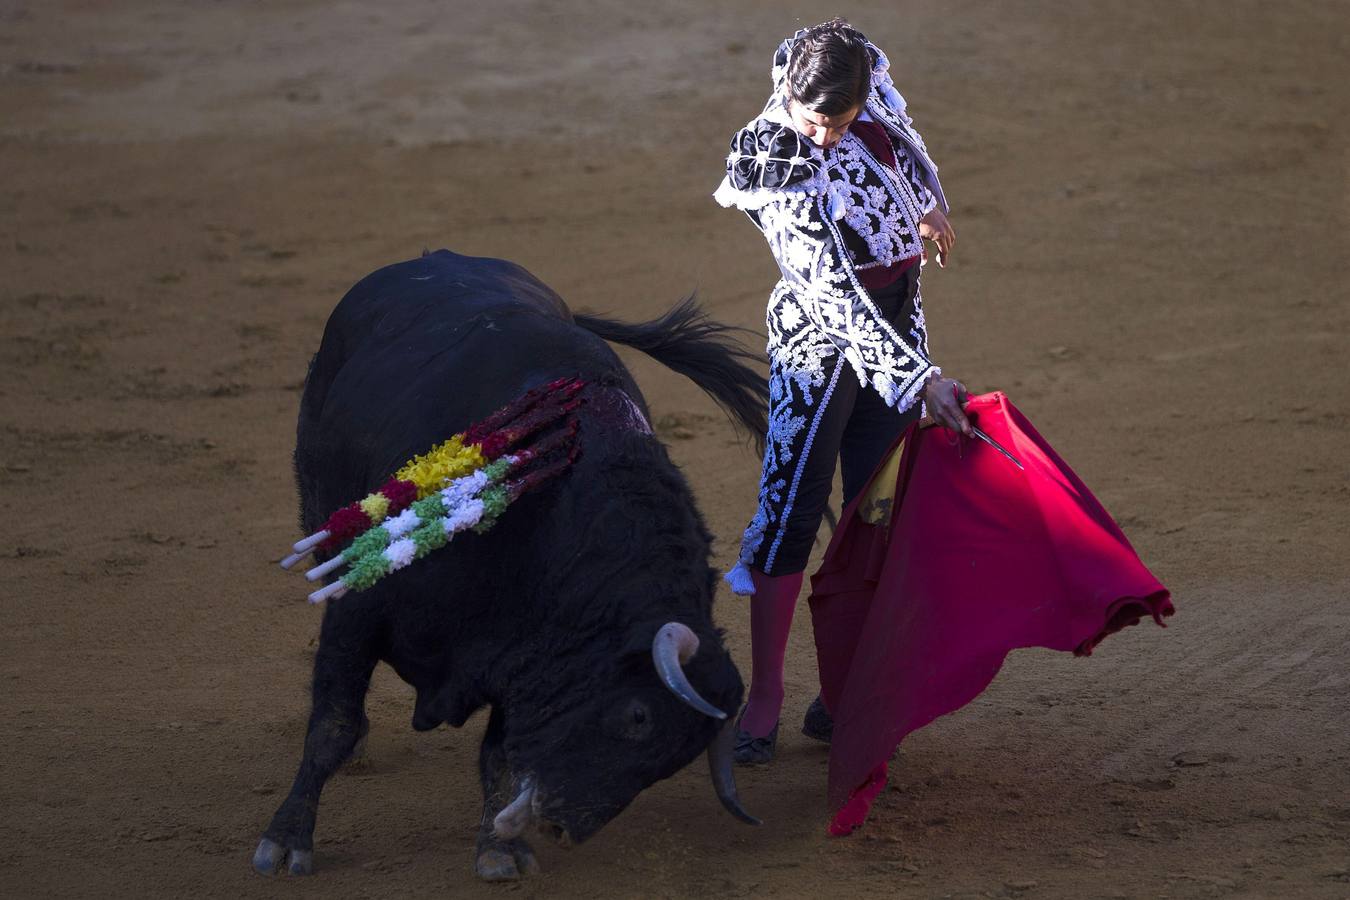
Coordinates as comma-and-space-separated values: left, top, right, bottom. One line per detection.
652, 623, 727, 720
707, 719, 761, 825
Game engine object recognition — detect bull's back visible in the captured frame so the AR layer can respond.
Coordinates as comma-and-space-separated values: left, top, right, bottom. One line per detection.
321, 249, 570, 341
296, 250, 632, 529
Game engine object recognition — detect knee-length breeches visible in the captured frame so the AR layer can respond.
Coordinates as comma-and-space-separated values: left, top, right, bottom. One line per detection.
735, 267, 924, 578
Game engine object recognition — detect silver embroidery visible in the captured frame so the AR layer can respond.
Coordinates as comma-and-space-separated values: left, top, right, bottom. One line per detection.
830, 133, 926, 269
763, 362, 843, 570
754, 183, 935, 410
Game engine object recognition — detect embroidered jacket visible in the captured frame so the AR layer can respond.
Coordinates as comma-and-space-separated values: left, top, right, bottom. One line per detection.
713, 34, 948, 412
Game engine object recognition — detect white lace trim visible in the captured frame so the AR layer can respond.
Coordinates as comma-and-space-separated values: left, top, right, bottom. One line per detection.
899, 364, 941, 415
713, 171, 827, 212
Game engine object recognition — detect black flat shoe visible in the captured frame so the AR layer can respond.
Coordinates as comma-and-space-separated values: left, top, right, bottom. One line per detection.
733, 718, 779, 766
801, 694, 833, 744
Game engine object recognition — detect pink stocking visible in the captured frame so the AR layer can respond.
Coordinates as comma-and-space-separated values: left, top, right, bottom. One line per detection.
738, 568, 805, 737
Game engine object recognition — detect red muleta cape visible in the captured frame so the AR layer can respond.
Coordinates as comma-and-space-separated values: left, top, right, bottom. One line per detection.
807, 392, 1173, 835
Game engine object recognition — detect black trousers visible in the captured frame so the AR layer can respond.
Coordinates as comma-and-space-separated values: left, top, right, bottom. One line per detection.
743, 266, 923, 576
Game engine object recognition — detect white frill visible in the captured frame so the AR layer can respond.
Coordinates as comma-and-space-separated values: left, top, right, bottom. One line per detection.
712, 170, 827, 213
723, 560, 757, 596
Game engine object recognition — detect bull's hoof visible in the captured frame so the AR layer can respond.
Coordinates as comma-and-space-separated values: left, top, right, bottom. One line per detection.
343, 732, 372, 774
474, 839, 539, 882
253, 836, 314, 876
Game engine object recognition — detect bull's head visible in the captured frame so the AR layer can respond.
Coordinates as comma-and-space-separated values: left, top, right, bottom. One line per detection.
493, 621, 756, 845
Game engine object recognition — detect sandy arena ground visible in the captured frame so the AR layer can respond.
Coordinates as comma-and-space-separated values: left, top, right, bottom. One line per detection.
2, 1, 1348, 897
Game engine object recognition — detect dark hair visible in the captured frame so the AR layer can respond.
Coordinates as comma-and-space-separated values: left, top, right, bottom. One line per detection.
785, 18, 872, 116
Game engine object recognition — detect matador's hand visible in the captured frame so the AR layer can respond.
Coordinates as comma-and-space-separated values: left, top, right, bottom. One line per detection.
922, 376, 973, 437
919, 208, 955, 268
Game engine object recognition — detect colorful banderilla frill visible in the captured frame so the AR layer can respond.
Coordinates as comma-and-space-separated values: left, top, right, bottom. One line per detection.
280, 377, 585, 602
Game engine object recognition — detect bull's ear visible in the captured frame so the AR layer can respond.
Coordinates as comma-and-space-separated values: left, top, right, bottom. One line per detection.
622, 621, 730, 662
617, 620, 667, 660
618, 619, 718, 661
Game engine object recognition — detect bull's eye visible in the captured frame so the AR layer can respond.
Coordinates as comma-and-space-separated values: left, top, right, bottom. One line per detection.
619, 698, 654, 741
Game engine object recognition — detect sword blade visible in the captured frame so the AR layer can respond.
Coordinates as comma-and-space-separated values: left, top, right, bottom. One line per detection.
971, 426, 1023, 470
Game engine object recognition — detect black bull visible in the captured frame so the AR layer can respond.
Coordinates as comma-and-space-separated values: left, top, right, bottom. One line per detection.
254, 250, 769, 880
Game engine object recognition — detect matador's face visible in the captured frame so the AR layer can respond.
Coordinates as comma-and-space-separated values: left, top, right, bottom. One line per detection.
788, 99, 861, 150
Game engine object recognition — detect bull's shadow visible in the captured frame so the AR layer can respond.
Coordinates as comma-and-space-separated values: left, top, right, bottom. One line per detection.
253, 249, 769, 881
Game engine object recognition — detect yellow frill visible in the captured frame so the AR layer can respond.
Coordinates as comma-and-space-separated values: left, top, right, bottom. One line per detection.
395, 436, 487, 498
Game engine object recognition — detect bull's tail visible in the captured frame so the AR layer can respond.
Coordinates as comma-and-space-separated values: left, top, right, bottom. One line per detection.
574, 296, 768, 454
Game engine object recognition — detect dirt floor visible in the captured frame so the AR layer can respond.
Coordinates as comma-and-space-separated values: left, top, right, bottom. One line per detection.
2, 1, 1348, 897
